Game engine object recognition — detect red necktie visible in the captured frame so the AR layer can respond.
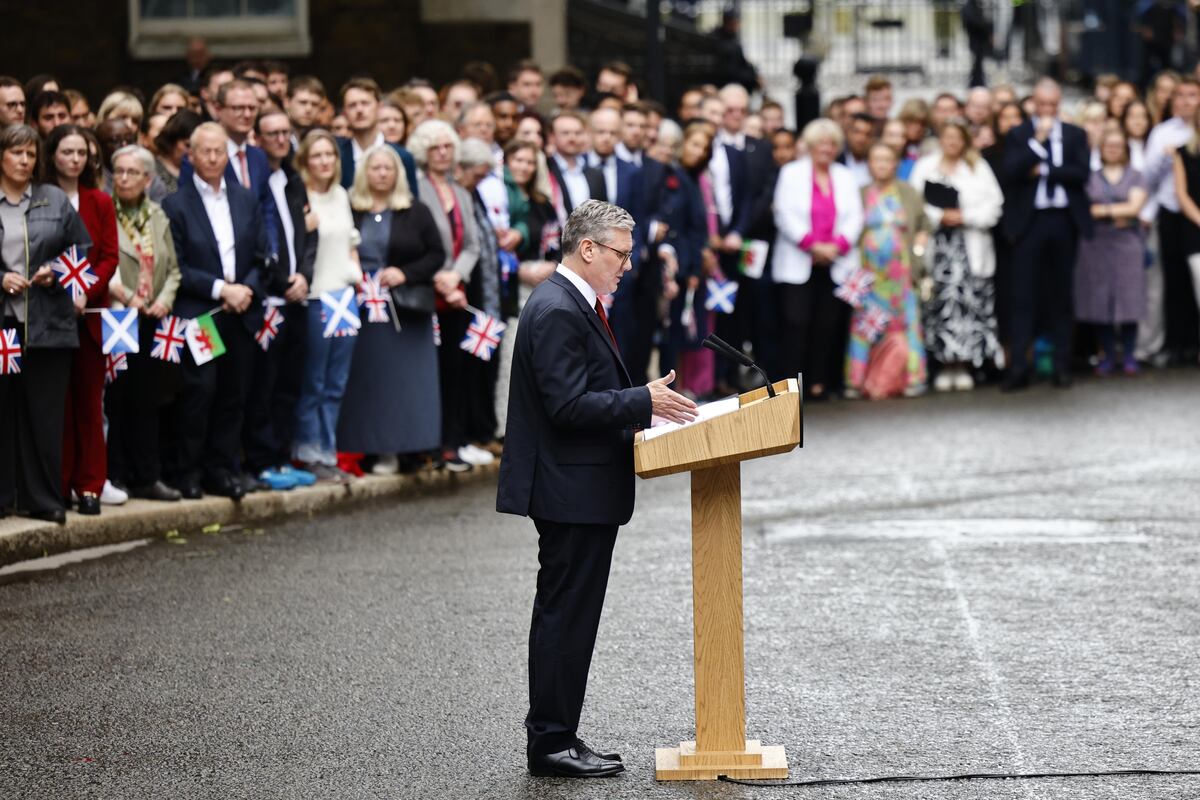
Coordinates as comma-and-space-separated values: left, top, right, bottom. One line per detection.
238, 150, 250, 188
594, 298, 617, 349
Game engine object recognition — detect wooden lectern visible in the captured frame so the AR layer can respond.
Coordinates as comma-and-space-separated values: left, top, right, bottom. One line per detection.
634, 377, 802, 781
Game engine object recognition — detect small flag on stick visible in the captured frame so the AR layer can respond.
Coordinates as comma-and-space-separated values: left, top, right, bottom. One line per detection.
100, 308, 140, 355
186, 312, 226, 365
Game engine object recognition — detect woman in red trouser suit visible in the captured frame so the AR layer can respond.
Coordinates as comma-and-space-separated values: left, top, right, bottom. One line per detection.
44, 125, 118, 516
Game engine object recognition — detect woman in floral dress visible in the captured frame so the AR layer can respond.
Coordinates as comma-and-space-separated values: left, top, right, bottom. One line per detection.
845, 143, 930, 397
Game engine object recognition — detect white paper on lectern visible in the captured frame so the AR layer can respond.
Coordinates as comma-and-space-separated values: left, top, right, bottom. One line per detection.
642, 395, 741, 441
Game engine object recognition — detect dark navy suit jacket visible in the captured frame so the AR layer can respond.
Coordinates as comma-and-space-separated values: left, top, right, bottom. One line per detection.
162, 177, 268, 335
497, 270, 652, 525
1001, 118, 1093, 241
337, 137, 418, 200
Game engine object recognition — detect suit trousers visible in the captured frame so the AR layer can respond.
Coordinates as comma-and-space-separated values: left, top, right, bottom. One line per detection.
61, 320, 107, 497
438, 309, 472, 451
177, 311, 254, 483
0, 340, 72, 514
106, 317, 175, 489
526, 517, 619, 756
244, 302, 307, 473
1008, 209, 1077, 377
1159, 210, 1200, 355
776, 270, 850, 394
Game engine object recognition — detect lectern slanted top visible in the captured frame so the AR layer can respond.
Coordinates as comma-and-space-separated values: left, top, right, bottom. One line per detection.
634, 378, 802, 781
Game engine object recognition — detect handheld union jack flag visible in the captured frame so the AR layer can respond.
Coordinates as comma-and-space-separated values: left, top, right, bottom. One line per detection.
255, 306, 284, 351
459, 309, 506, 361
357, 271, 389, 323
705, 276, 738, 314
0, 328, 20, 375
852, 302, 892, 342
834, 268, 875, 309
51, 246, 97, 301
104, 352, 128, 384
150, 315, 187, 363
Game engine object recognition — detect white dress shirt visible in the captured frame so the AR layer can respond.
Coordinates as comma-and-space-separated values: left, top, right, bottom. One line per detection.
553, 153, 590, 213
841, 151, 871, 188
194, 173, 238, 300
266, 168, 296, 305
615, 141, 642, 167
1142, 116, 1194, 218
1026, 118, 1069, 209
708, 143, 734, 228
556, 262, 598, 312
716, 129, 746, 151
351, 131, 385, 173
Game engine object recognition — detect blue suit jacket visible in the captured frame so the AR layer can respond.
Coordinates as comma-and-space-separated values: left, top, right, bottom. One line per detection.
496, 271, 652, 525
337, 137, 418, 199
162, 177, 268, 335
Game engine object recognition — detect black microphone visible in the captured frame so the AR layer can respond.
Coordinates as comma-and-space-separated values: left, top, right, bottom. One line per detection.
702, 334, 776, 398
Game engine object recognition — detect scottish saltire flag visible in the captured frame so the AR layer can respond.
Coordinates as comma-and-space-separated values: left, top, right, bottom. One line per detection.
100, 308, 139, 354
705, 276, 738, 314
51, 246, 97, 300
459, 309, 506, 361
320, 287, 361, 338
0, 328, 20, 375
185, 313, 225, 365
104, 353, 128, 384
737, 240, 769, 279
835, 269, 875, 309
150, 316, 186, 363
432, 313, 441, 346
255, 306, 284, 351
357, 271, 389, 323
852, 302, 892, 341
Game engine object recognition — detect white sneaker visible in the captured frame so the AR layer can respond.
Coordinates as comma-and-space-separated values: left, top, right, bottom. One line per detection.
371, 455, 399, 476
953, 369, 975, 391
458, 444, 495, 466
101, 480, 128, 505
933, 372, 954, 392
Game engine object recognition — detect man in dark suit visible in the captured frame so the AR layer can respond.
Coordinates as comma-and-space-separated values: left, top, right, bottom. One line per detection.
546, 111, 606, 222
497, 200, 697, 778
1001, 77, 1093, 390
336, 77, 418, 196
163, 122, 268, 500
242, 109, 318, 491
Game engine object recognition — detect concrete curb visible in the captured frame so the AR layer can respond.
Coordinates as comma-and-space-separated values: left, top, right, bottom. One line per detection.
0, 463, 498, 567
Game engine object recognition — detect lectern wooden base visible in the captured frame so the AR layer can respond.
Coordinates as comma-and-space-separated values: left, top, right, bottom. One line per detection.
655, 740, 789, 780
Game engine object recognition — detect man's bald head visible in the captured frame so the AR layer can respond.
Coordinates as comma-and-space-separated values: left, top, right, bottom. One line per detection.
590, 106, 620, 157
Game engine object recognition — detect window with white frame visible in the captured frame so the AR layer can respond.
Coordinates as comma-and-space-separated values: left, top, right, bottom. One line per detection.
129, 0, 311, 59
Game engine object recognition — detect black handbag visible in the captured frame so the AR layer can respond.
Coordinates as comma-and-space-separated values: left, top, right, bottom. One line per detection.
389, 283, 436, 314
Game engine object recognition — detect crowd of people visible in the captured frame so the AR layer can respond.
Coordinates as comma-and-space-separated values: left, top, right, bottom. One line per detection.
1, 51, 1199, 524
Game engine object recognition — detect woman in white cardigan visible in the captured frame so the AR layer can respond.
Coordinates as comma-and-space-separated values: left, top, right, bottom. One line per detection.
908, 118, 1005, 391
773, 118, 865, 398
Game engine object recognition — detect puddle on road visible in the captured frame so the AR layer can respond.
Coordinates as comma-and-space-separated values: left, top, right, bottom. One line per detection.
760, 517, 1150, 545
0, 539, 152, 580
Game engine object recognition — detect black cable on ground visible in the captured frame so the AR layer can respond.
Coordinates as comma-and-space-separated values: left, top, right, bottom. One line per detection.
718, 767, 1200, 788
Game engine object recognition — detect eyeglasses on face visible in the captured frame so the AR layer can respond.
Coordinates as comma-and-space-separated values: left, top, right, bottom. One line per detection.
589, 239, 632, 266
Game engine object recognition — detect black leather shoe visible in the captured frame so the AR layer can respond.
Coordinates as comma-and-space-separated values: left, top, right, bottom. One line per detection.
575, 738, 621, 762
77, 492, 101, 515
175, 479, 203, 500
204, 476, 246, 500
1000, 372, 1030, 393
28, 508, 67, 525
528, 746, 624, 778
131, 481, 182, 502
240, 472, 269, 494
1052, 371, 1073, 389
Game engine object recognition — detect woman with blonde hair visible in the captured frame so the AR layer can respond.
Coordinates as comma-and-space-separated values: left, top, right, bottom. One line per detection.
337, 145, 446, 474
96, 90, 144, 130
292, 129, 362, 481
148, 84, 189, 118
909, 117, 1004, 390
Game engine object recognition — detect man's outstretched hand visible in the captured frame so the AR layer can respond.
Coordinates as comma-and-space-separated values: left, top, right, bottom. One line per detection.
647, 370, 698, 424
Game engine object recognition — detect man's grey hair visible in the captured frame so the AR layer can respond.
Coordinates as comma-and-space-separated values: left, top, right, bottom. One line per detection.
561, 199, 635, 257
458, 137, 494, 169
111, 144, 155, 177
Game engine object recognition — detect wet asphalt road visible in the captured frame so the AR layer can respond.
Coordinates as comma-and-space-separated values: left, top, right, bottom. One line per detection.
3, 372, 1200, 800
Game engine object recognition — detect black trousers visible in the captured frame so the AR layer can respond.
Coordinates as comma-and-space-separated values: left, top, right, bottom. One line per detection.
106, 317, 177, 488
243, 302, 307, 473
776, 270, 850, 393
0, 339, 71, 514
1008, 209, 1078, 377
526, 517, 619, 756
438, 309, 471, 451
1158, 210, 1200, 355
176, 312, 254, 484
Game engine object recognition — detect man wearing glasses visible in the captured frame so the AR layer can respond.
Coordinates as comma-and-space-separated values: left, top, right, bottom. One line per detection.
0, 77, 24, 127
499, 200, 698, 778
